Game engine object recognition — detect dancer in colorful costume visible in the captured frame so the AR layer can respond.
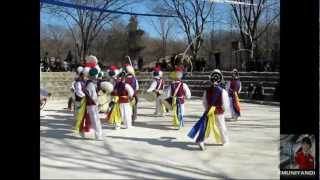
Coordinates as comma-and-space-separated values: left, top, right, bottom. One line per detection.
188, 69, 230, 150
146, 66, 165, 116
85, 67, 103, 140
72, 66, 92, 137
73, 66, 86, 119
226, 69, 241, 120
97, 71, 110, 113
165, 67, 191, 129
123, 64, 139, 125
68, 68, 84, 112
116, 68, 135, 129
73, 55, 101, 139
106, 65, 122, 129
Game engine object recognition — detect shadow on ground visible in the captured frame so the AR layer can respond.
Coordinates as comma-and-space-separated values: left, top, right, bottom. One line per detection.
41, 136, 232, 179
108, 135, 223, 151
133, 121, 175, 131
44, 109, 70, 114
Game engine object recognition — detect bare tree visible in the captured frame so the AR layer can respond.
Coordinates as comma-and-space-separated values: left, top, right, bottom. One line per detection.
47, 25, 65, 56
41, 24, 72, 58
44, 0, 134, 62
230, 0, 280, 66
160, 0, 214, 61
150, 16, 174, 58
92, 21, 128, 66
201, 7, 221, 65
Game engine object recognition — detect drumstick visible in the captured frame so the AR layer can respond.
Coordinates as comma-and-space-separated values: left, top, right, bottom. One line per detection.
125, 56, 133, 66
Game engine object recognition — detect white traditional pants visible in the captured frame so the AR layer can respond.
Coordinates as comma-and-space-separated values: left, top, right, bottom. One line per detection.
87, 105, 103, 139
155, 97, 163, 115
180, 103, 185, 118
215, 114, 229, 144
120, 103, 133, 128
229, 98, 239, 118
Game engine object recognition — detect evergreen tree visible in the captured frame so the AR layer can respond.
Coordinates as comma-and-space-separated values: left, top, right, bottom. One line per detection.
127, 16, 145, 60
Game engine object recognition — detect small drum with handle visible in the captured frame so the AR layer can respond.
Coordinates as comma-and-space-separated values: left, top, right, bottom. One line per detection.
143, 91, 157, 102
98, 91, 110, 113
161, 97, 173, 111
156, 89, 164, 95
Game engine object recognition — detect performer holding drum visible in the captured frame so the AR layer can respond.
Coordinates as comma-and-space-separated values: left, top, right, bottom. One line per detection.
116, 71, 135, 129
164, 67, 191, 129
99, 80, 114, 114
226, 69, 241, 121
146, 66, 165, 116
97, 71, 111, 113
188, 69, 230, 150
104, 64, 135, 129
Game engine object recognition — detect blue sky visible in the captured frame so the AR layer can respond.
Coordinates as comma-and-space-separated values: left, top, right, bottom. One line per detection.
40, 1, 237, 39
41, 4, 160, 38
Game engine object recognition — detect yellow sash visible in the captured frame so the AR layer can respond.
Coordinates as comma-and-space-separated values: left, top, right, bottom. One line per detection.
172, 96, 180, 126
109, 96, 121, 125
73, 98, 87, 133
161, 103, 166, 113
130, 97, 136, 107
205, 106, 222, 144
234, 92, 240, 104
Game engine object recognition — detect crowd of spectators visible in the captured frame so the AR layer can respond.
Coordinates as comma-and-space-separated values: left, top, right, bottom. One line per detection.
246, 82, 279, 102
194, 58, 207, 72
152, 55, 207, 72
40, 57, 74, 72
245, 61, 277, 72
40, 51, 81, 72
41, 52, 144, 73
246, 82, 265, 100
40, 52, 280, 102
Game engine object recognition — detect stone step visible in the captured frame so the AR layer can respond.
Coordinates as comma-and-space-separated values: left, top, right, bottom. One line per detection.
48, 96, 70, 101
41, 72, 76, 77
136, 76, 279, 82
184, 76, 279, 81
239, 81, 279, 87
42, 81, 74, 87
40, 72, 279, 100
41, 76, 75, 82
191, 72, 279, 76
191, 90, 274, 100
49, 91, 73, 98
137, 79, 278, 86
187, 84, 275, 94
41, 79, 274, 94
137, 81, 277, 92
242, 87, 275, 94
44, 86, 72, 93
136, 71, 279, 77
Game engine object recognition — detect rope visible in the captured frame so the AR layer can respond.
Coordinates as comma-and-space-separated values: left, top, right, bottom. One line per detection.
41, 0, 178, 18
